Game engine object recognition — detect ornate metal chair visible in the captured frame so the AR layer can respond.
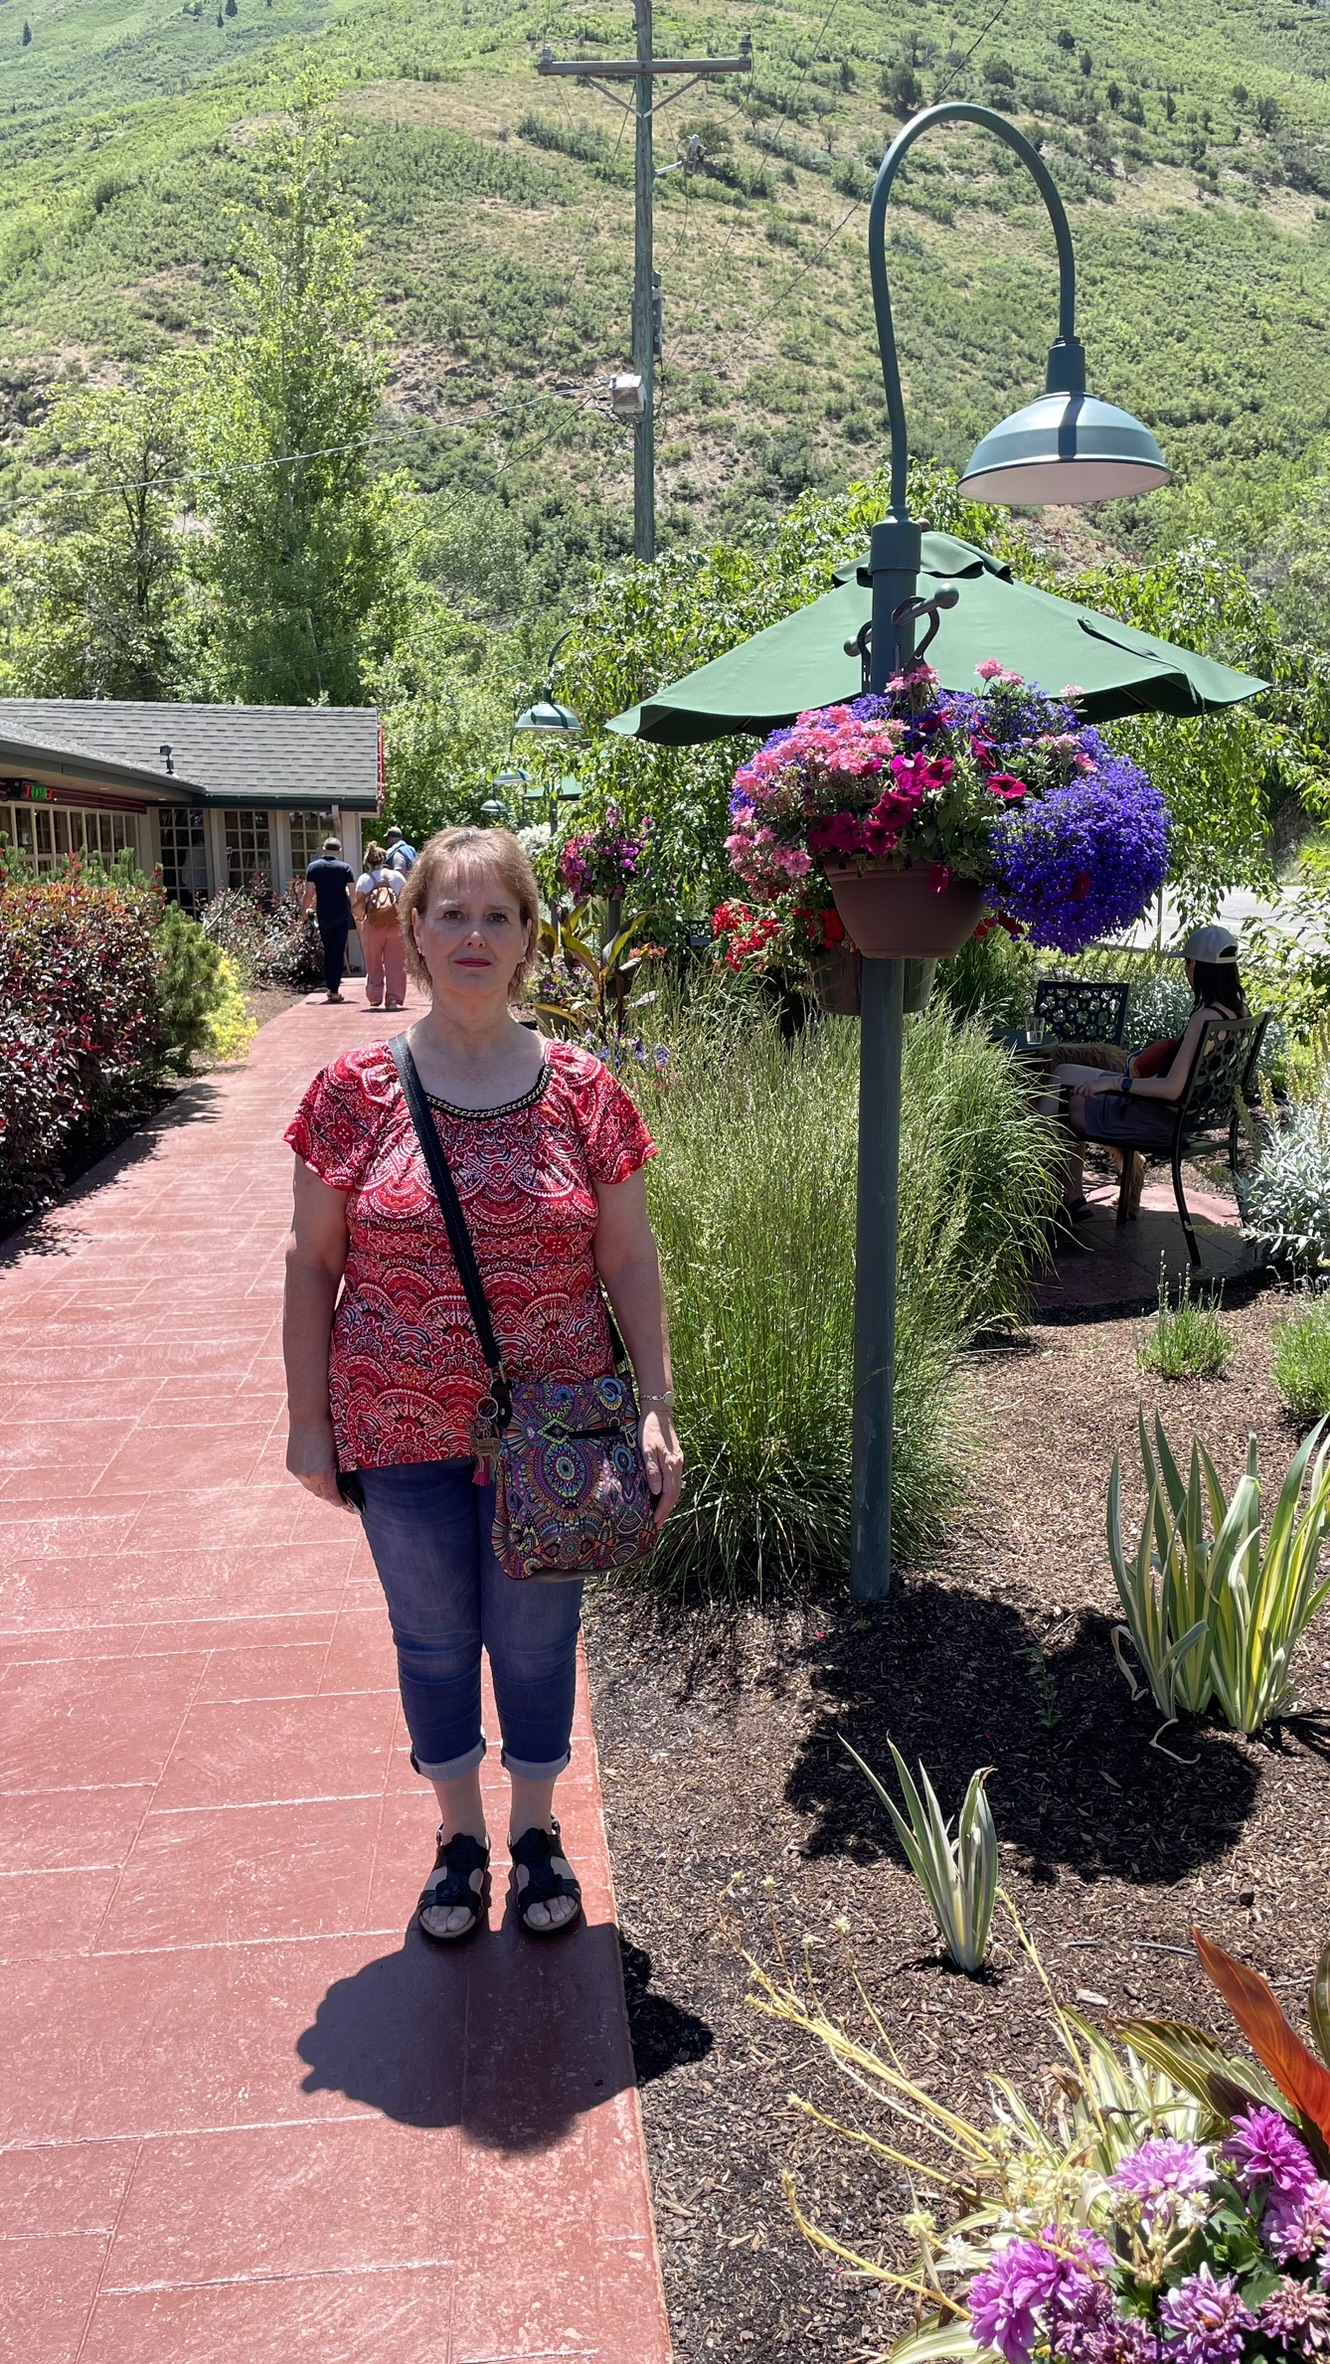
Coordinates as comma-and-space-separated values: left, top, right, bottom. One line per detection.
1079, 1014, 1268, 1269
1033, 977, 1130, 1047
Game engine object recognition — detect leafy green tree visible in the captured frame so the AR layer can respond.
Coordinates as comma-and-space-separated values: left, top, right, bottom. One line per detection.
20, 21, 30, 45
1069, 541, 1330, 913
193, 90, 411, 706
366, 586, 517, 847
6, 368, 197, 699
155, 902, 228, 1072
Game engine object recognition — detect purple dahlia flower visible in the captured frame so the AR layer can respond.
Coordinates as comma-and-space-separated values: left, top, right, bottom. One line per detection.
1257, 2275, 1330, 2353
1222, 2106, 1319, 2201
968, 2231, 1110, 2364
1157, 2265, 1254, 2364
1109, 2138, 1212, 2237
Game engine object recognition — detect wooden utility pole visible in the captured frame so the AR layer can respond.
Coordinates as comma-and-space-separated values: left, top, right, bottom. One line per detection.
538, 7, 751, 562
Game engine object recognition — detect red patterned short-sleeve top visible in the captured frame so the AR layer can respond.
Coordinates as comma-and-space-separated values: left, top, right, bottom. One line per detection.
285, 1039, 656, 1470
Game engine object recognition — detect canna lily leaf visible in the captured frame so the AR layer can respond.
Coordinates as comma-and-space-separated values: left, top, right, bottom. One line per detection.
1111, 2014, 1283, 2122
1311, 1941, 1330, 2072
1193, 1927, 1330, 2152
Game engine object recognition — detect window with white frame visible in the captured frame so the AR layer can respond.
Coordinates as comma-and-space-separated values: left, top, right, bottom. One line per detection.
289, 809, 335, 874
224, 808, 272, 891
0, 802, 135, 871
158, 807, 209, 910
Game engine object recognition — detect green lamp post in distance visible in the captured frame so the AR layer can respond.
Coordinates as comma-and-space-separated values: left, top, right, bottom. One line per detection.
514, 628, 584, 740
851, 102, 1169, 1608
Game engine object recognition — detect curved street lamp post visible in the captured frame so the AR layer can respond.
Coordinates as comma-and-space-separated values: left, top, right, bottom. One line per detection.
851, 104, 1168, 1604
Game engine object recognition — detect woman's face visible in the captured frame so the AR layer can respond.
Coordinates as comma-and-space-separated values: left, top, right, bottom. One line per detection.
411, 862, 532, 1001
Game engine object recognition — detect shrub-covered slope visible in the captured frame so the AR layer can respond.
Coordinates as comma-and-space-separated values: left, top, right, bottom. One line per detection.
4, 0, 1330, 551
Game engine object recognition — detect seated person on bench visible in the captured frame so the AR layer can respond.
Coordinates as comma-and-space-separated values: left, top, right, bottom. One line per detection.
1035, 925, 1247, 1218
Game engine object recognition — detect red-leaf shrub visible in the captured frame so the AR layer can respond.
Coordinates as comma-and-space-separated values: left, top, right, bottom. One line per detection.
0, 864, 165, 1224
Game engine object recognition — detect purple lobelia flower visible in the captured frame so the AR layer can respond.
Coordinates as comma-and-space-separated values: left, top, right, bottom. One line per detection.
968, 2231, 1111, 2364
1257, 2276, 1330, 2353
1109, 2138, 1213, 2238
987, 748, 1170, 954
1157, 2265, 1254, 2364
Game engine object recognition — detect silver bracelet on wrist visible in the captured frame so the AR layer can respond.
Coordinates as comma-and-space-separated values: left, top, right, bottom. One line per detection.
640, 1388, 675, 1410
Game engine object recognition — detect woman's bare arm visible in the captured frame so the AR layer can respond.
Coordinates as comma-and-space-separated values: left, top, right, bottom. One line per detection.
1126, 1006, 1211, 1102
283, 1155, 354, 1508
593, 1167, 683, 1529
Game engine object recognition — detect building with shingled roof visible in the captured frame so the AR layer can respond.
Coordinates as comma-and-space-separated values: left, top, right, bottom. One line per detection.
0, 699, 381, 908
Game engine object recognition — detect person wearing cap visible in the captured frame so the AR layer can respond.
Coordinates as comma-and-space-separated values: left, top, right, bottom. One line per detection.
384, 825, 417, 878
1038, 925, 1248, 1216
301, 837, 357, 1003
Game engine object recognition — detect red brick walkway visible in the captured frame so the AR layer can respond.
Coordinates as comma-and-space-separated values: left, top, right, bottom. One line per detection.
0, 987, 670, 2364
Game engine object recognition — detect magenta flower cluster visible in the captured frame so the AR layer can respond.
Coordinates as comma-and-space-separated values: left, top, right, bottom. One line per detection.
726, 663, 1169, 956
1108, 2139, 1212, 2237
559, 807, 649, 900
1222, 2106, 1330, 2268
961, 2111, 1330, 2364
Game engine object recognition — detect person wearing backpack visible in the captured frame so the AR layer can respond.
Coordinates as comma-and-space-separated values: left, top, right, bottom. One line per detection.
384, 825, 417, 876
352, 842, 407, 1010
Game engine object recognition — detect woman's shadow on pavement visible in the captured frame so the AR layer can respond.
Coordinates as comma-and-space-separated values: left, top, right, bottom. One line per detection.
297, 1915, 712, 2152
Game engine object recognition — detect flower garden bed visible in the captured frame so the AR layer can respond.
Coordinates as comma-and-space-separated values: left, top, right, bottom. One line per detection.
585, 1280, 1330, 2363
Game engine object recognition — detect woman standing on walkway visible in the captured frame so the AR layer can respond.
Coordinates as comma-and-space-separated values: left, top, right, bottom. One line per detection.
282, 826, 682, 1942
352, 841, 407, 1012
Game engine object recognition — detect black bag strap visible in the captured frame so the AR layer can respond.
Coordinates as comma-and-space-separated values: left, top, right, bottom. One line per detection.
390, 1035, 512, 1429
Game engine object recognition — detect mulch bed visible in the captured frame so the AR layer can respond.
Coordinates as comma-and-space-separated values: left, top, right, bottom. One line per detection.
585, 1280, 1330, 2363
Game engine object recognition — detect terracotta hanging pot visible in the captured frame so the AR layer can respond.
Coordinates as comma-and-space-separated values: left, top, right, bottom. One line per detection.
807, 947, 937, 1017
821, 859, 984, 961
807, 943, 862, 1014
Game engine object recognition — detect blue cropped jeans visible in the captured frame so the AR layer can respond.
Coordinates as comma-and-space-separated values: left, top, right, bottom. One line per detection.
357, 1458, 584, 1783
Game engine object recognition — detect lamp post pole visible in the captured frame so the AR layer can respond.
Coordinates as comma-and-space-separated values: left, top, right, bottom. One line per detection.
849, 103, 1087, 1605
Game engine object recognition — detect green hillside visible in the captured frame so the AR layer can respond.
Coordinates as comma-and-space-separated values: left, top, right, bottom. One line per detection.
5, 0, 1330, 561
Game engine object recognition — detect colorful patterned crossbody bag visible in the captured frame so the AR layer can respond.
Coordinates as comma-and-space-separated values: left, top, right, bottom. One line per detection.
391, 1036, 657, 1584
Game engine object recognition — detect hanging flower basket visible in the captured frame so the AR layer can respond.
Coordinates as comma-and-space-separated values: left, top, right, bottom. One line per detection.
807, 939, 862, 1012
725, 661, 1171, 961
820, 860, 985, 960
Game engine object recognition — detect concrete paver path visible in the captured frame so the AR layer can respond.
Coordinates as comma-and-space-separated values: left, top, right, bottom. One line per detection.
0, 987, 670, 2364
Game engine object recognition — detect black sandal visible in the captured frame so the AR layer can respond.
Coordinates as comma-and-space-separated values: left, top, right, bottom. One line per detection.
510, 1819, 582, 1938
416, 1827, 490, 1944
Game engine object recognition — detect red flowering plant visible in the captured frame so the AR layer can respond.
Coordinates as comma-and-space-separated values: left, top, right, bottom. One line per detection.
726, 662, 1171, 955
0, 861, 165, 1224
711, 890, 847, 975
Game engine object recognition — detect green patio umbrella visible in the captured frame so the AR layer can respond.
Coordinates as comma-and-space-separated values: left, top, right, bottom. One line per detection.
606, 532, 1266, 744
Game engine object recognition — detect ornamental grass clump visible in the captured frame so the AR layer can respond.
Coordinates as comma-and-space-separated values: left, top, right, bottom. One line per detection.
1272, 1289, 1330, 1419
1137, 1266, 1233, 1383
1108, 1414, 1330, 1736
631, 998, 1058, 1601
753, 1919, 1330, 2364
844, 1737, 996, 1972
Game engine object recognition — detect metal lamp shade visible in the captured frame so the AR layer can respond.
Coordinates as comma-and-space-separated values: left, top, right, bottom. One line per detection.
514, 698, 583, 736
958, 391, 1170, 505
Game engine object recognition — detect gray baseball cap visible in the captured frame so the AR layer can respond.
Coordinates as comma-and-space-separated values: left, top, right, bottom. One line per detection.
1175, 923, 1239, 962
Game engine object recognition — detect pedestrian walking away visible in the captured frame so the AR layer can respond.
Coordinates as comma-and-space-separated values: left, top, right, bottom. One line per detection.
384, 824, 417, 876
302, 835, 357, 1001
352, 840, 407, 1010
282, 824, 684, 1945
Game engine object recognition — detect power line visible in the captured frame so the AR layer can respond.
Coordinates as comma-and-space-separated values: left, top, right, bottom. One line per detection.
678, 0, 849, 331
935, 0, 1015, 99
745, 0, 1020, 345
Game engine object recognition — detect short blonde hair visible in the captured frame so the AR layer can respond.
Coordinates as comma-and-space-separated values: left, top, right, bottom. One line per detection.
398, 826, 541, 999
